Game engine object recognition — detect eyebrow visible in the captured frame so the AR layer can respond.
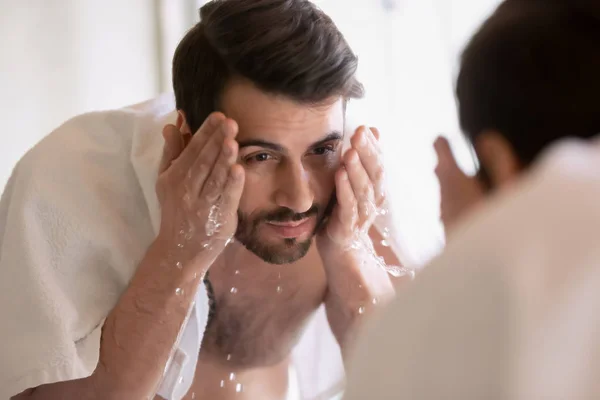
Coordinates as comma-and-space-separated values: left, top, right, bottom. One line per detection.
237, 131, 343, 153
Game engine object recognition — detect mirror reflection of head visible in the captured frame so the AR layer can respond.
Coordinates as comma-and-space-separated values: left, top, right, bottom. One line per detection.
457, 0, 600, 191
172, 0, 363, 266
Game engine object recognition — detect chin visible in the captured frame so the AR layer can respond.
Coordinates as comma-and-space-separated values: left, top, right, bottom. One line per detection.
239, 235, 314, 265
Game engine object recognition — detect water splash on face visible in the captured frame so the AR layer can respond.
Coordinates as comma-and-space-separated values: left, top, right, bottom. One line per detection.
230, 287, 238, 294
175, 288, 184, 296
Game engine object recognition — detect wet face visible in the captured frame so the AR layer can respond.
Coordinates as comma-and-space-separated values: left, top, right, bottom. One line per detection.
220, 79, 344, 264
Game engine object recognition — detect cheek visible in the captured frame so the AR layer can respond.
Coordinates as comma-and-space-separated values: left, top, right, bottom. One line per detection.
238, 174, 273, 215
307, 163, 338, 202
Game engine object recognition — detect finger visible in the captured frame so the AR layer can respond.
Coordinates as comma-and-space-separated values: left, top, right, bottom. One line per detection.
329, 167, 357, 240
351, 127, 385, 204
201, 137, 239, 202
216, 164, 245, 238
176, 112, 227, 171
433, 136, 460, 173
159, 125, 185, 174
190, 119, 239, 196
344, 149, 376, 226
369, 126, 381, 141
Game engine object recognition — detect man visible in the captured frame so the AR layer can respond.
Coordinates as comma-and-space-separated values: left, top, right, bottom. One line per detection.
435, 0, 600, 233
344, 0, 600, 398
0, 1, 404, 399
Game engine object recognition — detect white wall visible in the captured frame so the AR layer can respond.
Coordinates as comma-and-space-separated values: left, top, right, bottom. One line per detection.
316, 0, 502, 264
0, 0, 161, 189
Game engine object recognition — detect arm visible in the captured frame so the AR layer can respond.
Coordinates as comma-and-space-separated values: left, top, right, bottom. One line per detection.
9, 114, 244, 400
12, 238, 204, 400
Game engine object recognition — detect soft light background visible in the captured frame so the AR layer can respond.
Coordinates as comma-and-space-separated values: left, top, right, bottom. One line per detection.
0, 0, 501, 265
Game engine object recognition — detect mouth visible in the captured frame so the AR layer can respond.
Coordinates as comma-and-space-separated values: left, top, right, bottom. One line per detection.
265, 217, 316, 239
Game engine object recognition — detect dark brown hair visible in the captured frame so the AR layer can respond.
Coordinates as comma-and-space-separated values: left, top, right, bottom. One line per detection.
173, 0, 364, 133
456, 0, 600, 165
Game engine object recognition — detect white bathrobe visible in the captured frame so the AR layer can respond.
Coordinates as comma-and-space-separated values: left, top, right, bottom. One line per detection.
0, 93, 402, 400
344, 137, 600, 399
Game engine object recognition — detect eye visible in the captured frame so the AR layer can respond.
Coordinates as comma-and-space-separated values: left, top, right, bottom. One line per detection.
244, 152, 273, 165
311, 145, 336, 156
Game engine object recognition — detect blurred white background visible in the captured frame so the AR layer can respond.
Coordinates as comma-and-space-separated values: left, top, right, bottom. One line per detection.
0, 0, 501, 265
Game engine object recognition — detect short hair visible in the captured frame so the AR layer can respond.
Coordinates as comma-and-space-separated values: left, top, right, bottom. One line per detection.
456, 0, 600, 165
173, 0, 364, 133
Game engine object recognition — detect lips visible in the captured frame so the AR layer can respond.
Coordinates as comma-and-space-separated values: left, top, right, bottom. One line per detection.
265, 218, 316, 239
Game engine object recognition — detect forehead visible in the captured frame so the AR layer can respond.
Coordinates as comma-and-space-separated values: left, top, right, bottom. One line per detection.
220, 79, 344, 146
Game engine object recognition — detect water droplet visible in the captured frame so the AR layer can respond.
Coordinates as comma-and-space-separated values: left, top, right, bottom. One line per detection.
177, 375, 184, 384
191, 393, 196, 399
382, 227, 390, 238
220, 380, 225, 388
225, 237, 234, 246
179, 229, 185, 235
230, 287, 238, 294
176, 261, 183, 269
358, 284, 363, 289
380, 240, 390, 247
378, 208, 389, 216
201, 242, 210, 249
234, 270, 240, 275
193, 272, 198, 279
177, 243, 184, 248
205, 204, 223, 237
175, 288, 184, 296
372, 297, 378, 305
358, 306, 366, 315
226, 354, 232, 361
276, 286, 283, 294
236, 383, 244, 393
229, 372, 236, 381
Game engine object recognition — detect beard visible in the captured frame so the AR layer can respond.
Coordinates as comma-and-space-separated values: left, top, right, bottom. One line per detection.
234, 194, 336, 265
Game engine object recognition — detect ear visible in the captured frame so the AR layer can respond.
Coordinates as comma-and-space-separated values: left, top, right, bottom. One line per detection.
177, 110, 193, 147
475, 131, 521, 188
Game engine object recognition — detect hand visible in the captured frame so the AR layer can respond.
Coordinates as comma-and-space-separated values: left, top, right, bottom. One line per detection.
317, 126, 395, 354
434, 136, 484, 235
155, 112, 245, 280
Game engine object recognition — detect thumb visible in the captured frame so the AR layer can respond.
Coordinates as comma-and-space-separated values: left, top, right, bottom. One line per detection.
433, 136, 462, 176
159, 124, 184, 174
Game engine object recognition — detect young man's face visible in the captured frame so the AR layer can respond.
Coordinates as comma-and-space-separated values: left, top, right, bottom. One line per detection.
220, 79, 345, 264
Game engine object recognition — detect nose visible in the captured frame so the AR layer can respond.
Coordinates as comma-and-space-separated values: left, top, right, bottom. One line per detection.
274, 161, 314, 213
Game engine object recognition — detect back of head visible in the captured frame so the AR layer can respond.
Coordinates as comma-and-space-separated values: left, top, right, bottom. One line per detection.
172, 0, 364, 133
457, 0, 600, 165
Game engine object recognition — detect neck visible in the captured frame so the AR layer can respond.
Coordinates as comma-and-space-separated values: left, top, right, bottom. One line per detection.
195, 240, 326, 396
190, 351, 291, 400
